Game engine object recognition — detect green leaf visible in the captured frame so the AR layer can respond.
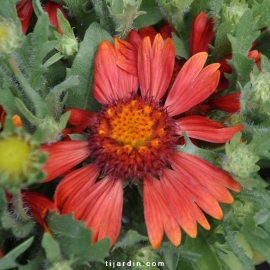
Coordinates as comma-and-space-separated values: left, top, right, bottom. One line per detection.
41, 233, 62, 265
0, 0, 19, 22
226, 53, 254, 91
44, 75, 78, 120
252, 130, 270, 159
158, 243, 199, 270
252, 0, 270, 29
227, 9, 260, 55
0, 188, 7, 219
112, 230, 148, 250
172, 33, 189, 59
66, 22, 113, 111
181, 228, 222, 270
177, 132, 220, 166
242, 225, 270, 265
211, 21, 235, 62
223, 222, 255, 270
134, 6, 163, 29
0, 237, 34, 270
47, 212, 110, 263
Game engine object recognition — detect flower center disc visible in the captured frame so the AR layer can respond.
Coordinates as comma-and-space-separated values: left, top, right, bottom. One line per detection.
89, 97, 176, 180
0, 137, 30, 176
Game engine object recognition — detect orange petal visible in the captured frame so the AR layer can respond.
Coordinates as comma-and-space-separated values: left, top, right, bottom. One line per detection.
150, 35, 176, 101
175, 115, 243, 143
41, 141, 90, 182
165, 52, 210, 116
162, 169, 211, 231
144, 176, 181, 249
171, 152, 241, 193
79, 177, 123, 247
160, 171, 198, 238
55, 164, 100, 210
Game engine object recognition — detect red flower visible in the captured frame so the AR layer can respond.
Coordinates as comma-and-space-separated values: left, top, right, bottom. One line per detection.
43, 1, 68, 34
16, 0, 67, 34
189, 12, 214, 56
43, 34, 241, 249
16, 0, 34, 34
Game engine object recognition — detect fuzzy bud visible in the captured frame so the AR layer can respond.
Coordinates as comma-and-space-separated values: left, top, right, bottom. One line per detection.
222, 0, 248, 25
58, 34, 78, 58
222, 133, 259, 181
0, 17, 23, 57
252, 71, 270, 104
50, 262, 72, 270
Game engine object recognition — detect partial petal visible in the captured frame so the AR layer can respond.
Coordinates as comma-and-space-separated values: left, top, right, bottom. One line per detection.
170, 152, 241, 193
144, 177, 181, 249
175, 115, 243, 143
190, 12, 214, 56
79, 177, 123, 246
16, 0, 34, 34
138, 36, 152, 98
162, 169, 211, 231
160, 171, 198, 238
165, 53, 219, 116
94, 41, 119, 104
41, 141, 90, 182
22, 191, 57, 232
209, 93, 241, 113
55, 164, 100, 210
150, 35, 175, 101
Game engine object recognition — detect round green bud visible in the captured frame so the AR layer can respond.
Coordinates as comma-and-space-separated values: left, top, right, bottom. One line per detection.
223, 143, 259, 179
0, 118, 47, 193
59, 34, 78, 58
0, 17, 23, 57
222, 0, 248, 25
252, 71, 270, 104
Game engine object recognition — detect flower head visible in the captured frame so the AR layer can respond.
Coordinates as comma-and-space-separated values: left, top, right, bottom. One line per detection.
44, 34, 241, 249
0, 118, 47, 193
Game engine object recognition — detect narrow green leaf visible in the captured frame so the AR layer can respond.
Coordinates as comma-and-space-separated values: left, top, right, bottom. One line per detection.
172, 33, 189, 59
134, 6, 163, 29
0, 237, 34, 270
66, 22, 113, 111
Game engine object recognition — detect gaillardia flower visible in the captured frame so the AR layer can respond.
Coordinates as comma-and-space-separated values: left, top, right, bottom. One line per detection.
43, 34, 242, 249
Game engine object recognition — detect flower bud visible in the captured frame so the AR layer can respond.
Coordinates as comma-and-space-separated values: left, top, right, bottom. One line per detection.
0, 118, 47, 193
58, 34, 78, 58
0, 17, 23, 56
50, 262, 72, 270
222, 0, 248, 25
252, 71, 270, 104
223, 142, 259, 179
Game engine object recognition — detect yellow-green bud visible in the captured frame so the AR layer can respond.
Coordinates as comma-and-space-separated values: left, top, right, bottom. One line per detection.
252, 71, 270, 104
222, 0, 248, 25
223, 143, 259, 179
58, 34, 78, 58
0, 17, 23, 56
0, 118, 47, 193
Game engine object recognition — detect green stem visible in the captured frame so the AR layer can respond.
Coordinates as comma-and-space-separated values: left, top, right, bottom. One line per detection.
12, 192, 31, 223
7, 57, 48, 118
